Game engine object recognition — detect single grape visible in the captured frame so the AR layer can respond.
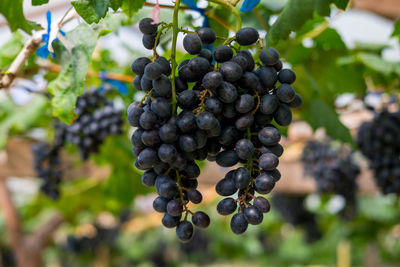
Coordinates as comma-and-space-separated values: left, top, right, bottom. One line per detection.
162, 213, 181, 228
196, 28, 216, 45
153, 196, 169, 212
235, 94, 255, 114
167, 199, 183, 216
260, 95, 278, 115
259, 153, 279, 171
196, 112, 219, 130
141, 129, 161, 147
278, 69, 296, 84
217, 82, 238, 104
230, 213, 248, 234
202, 71, 223, 91
244, 205, 263, 225
139, 18, 158, 35
192, 211, 210, 228
216, 197, 237, 215
144, 62, 163, 80
219, 61, 243, 82
176, 221, 194, 242
254, 172, 275, 194
274, 104, 292, 126
287, 94, 302, 109
235, 27, 259, 46
214, 45, 233, 62
158, 144, 178, 163
183, 33, 202, 55
235, 139, 255, 160
188, 189, 203, 204
258, 126, 281, 146
233, 167, 251, 189
276, 84, 296, 103
131, 57, 151, 76
142, 34, 157, 49
260, 47, 280, 66
216, 178, 237, 196
216, 150, 239, 167
253, 196, 271, 213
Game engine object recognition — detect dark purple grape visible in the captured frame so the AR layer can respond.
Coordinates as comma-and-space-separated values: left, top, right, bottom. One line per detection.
196, 28, 216, 45
254, 172, 275, 194
158, 144, 178, 163
152, 75, 172, 98
205, 97, 223, 115
214, 45, 233, 62
144, 62, 163, 80
274, 104, 292, 126
260, 47, 280, 66
217, 82, 238, 104
131, 57, 151, 75
183, 33, 202, 55
287, 94, 302, 109
141, 130, 161, 147
235, 113, 254, 131
259, 153, 279, 170
202, 71, 223, 91
233, 167, 250, 189
192, 211, 210, 228
260, 95, 278, 115
142, 169, 157, 187
155, 57, 172, 76
276, 84, 296, 103
230, 213, 248, 234
235, 139, 255, 160
253, 196, 271, 213
258, 126, 281, 146
235, 94, 255, 113
162, 213, 181, 228
217, 197, 237, 215
216, 150, 239, 167
216, 178, 237, 196
235, 27, 259, 46
142, 34, 157, 49
139, 18, 158, 35
176, 221, 194, 242
219, 61, 243, 82
167, 199, 183, 216
196, 112, 219, 130
278, 69, 296, 84
188, 189, 203, 204
159, 123, 178, 143
153, 196, 169, 212
244, 205, 263, 225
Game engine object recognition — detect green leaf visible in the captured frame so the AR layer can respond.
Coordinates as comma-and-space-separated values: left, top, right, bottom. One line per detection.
0, 0, 42, 34
0, 31, 25, 69
109, 0, 123, 11
332, 0, 349, 9
121, 0, 146, 17
306, 99, 353, 144
47, 24, 97, 123
32, 0, 49, 5
71, 0, 111, 24
392, 20, 400, 40
355, 52, 400, 76
266, 0, 348, 45
48, 15, 124, 124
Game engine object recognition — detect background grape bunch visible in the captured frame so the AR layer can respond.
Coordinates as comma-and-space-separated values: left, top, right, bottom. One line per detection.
32, 89, 123, 200
301, 140, 360, 220
357, 110, 400, 195
128, 18, 302, 242
65, 89, 124, 160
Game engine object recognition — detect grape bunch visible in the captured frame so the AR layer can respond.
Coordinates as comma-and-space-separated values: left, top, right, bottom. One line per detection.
128, 18, 302, 241
301, 140, 360, 220
65, 89, 123, 160
272, 193, 322, 242
31, 127, 65, 200
357, 110, 400, 194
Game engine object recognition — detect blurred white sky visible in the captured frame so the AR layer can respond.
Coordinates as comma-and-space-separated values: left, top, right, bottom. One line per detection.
0, 0, 398, 63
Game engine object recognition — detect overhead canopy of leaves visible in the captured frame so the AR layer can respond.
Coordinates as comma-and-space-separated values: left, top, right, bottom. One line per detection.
0, 0, 41, 34
266, 0, 349, 45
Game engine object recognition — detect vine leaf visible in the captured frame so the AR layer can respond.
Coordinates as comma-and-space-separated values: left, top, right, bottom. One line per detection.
32, 0, 49, 5
48, 16, 123, 124
266, 0, 349, 45
121, 0, 146, 17
0, 0, 42, 34
71, 0, 111, 24
306, 99, 353, 144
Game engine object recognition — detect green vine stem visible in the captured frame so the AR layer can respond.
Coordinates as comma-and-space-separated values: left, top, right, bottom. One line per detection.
208, 0, 242, 32
170, 0, 181, 114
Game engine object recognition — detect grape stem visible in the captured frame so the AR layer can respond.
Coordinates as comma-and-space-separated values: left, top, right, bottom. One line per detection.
170, 0, 181, 114
153, 23, 173, 59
